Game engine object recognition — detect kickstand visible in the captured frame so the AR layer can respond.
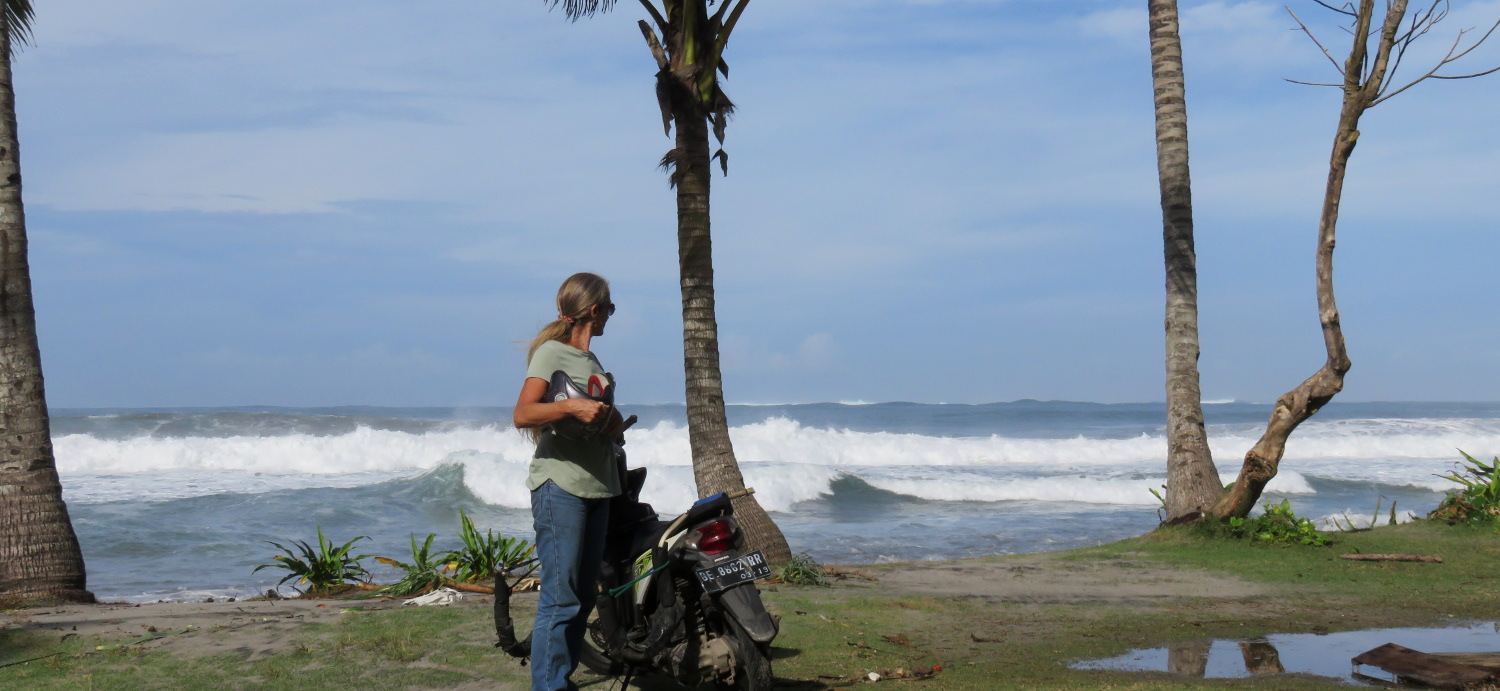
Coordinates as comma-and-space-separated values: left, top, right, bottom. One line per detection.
615, 671, 634, 690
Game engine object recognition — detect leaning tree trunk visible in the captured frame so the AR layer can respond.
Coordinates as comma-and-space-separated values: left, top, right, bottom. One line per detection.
1148, 0, 1222, 522
1210, 1, 1401, 518
0, 30, 94, 606
673, 106, 792, 566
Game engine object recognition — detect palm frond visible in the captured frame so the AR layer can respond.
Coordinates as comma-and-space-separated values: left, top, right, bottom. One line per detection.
545, 0, 618, 21
5, 0, 35, 50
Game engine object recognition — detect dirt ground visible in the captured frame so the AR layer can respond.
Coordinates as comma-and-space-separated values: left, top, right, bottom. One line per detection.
858, 553, 1266, 604
1, 553, 1265, 662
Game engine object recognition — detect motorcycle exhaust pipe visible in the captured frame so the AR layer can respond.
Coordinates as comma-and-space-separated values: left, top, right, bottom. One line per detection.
493, 571, 532, 660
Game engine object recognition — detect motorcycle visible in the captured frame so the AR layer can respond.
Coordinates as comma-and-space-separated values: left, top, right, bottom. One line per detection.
495, 410, 779, 690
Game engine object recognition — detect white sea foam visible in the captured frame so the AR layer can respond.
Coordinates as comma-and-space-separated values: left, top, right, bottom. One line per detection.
51, 415, 1499, 509
1315, 508, 1421, 531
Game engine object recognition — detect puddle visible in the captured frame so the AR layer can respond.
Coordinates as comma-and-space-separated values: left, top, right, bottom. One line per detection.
1074, 622, 1500, 686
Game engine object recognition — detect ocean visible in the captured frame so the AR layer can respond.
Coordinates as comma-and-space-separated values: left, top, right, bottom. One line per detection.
49, 400, 1500, 603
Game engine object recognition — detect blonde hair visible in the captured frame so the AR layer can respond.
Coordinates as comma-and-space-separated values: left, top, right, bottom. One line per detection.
526, 272, 611, 365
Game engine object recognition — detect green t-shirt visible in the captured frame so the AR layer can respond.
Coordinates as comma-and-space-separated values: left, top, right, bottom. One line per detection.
524, 340, 620, 498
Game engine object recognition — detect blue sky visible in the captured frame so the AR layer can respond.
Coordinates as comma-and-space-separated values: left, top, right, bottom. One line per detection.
16, 0, 1500, 407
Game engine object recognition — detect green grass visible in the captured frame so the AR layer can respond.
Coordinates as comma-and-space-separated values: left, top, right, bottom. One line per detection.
4, 521, 1498, 689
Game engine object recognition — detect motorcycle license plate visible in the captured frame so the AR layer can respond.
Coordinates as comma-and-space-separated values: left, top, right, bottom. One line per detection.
695, 550, 772, 594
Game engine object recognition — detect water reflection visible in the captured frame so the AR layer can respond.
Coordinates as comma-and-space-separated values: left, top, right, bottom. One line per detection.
1239, 639, 1285, 676
1077, 622, 1500, 686
1164, 638, 1285, 678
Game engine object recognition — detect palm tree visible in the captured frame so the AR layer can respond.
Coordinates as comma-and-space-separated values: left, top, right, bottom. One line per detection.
0, 0, 95, 605
1147, 0, 1222, 523
548, 0, 791, 564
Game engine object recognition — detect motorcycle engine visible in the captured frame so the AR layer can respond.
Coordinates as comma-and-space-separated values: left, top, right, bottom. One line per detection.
669, 634, 735, 686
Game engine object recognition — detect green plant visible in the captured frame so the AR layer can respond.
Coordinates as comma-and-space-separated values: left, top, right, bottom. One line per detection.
1224, 499, 1331, 547
1429, 451, 1500, 524
443, 509, 535, 584
778, 552, 830, 586
1148, 485, 1167, 521
1330, 495, 1402, 532
373, 533, 450, 596
253, 527, 372, 594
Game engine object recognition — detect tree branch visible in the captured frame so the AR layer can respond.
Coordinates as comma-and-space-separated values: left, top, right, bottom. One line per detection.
1288, 6, 1347, 76
1430, 63, 1500, 78
1373, 16, 1500, 105
1284, 78, 1344, 87
1313, 0, 1357, 19
1360, 0, 1411, 102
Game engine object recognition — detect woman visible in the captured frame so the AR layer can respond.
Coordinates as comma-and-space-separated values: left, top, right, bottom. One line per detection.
513, 272, 624, 691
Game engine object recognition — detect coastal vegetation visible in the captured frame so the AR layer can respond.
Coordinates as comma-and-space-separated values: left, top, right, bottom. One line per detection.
371, 533, 449, 597
253, 528, 374, 595
258, 512, 537, 598
1429, 451, 1500, 525
440, 509, 535, 585
5, 519, 1499, 689
1220, 499, 1332, 547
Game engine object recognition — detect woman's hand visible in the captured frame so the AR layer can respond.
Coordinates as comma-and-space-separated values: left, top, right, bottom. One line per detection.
563, 399, 609, 425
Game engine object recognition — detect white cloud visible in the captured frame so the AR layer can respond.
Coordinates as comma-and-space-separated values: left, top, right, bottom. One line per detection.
1080, 7, 1146, 43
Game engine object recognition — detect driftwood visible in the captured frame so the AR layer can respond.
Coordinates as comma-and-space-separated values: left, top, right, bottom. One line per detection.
1430, 652, 1500, 675
1340, 553, 1443, 563
1353, 643, 1496, 689
827, 567, 879, 582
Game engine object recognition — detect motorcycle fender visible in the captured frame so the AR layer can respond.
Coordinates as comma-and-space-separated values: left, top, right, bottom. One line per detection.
714, 583, 778, 644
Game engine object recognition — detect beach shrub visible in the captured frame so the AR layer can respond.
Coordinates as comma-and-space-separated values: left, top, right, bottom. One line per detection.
1225, 499, 1331, 547
253, 527, 372, 594
1429, 451, 1500, 524
373, 533, 450, 596
778, 552, 830, 586
443, 509, 534, 584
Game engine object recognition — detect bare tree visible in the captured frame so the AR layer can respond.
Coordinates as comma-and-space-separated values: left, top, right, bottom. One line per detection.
1211, 0, 1499, 517
0, 0, 95, 605
1148, 0, 1224, 523
546, 0, 791, 564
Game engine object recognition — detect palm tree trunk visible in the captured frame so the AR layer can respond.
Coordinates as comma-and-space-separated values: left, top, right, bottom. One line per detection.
1148, 0, 1222, 522
673, 106, 791, 566
0, 29, 94, 606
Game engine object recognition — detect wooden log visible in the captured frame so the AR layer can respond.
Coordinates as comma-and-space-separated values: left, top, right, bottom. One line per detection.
1340, 553, 1443, 563
445, 581, 495, 595
1352, 643, 1495, 689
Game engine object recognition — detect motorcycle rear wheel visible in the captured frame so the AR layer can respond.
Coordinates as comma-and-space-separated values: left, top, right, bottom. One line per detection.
719, 616, 773, 691
579, 613, 624, 676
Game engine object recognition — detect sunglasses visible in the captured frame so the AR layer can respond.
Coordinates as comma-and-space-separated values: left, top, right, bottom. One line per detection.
602, 302, 616, 316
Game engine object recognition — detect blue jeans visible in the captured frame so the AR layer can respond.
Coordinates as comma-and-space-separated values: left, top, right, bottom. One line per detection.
530, 480, 610, 691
